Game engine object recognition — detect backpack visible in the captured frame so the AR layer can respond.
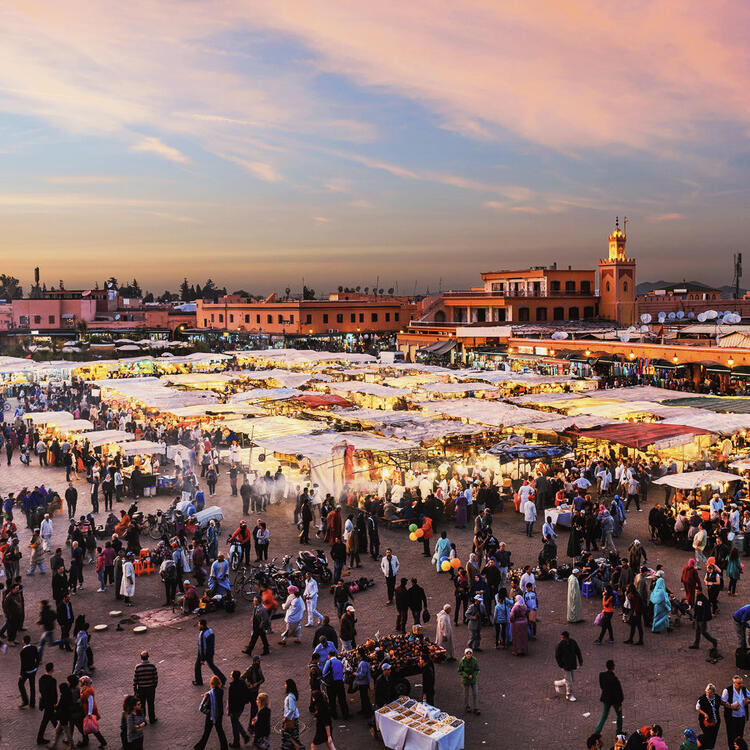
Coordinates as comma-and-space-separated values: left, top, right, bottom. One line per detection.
159, 560, 176, 582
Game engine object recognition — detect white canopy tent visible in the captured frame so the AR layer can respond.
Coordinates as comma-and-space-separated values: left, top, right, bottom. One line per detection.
653, 470, 742, 489
420, 399, 551, 427
85, 430, 136, 448
119, 440, 167, 456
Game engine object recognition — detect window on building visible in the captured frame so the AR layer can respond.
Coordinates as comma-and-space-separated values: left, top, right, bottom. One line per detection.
553, 307, 564, 321
371, 313, 378, 322
394, 313, 399, 321
359, 313, 364, 322
583, 306, 594, 319
606, 281, 611, 292
323, 314, 329, 324
256, 314, 260, 324
337, 314, 343, 323
565, 280, 576, 292
267, 315, 273, 324
581, 280, 591, 294
210, 313, 214, 322
244, 314, 249, 323
385, 312, 390, 322
491, 282, 504, 292
532, 281, 541, 294
495, 308, 506, 322
289, 315, 294, 323
33, 315, 41, 324
568, 306, 579, 320
535, 308, 547, 321
551, 280, 561, 292
19, 315, 29, 325
350, 313, 356, 323
278, 315, 283, 324
218, 314, 223, 323
305, 314, 311, 324
623, 282, 628, 292
518, 307, 530, 322
229, 314, 234, 323
203, 319, 208, 326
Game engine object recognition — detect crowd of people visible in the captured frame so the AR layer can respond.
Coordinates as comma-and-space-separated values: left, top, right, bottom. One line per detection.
3, 377, 750, 748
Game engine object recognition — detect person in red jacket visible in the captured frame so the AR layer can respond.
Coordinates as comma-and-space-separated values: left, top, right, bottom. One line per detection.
229, 521, 252, 567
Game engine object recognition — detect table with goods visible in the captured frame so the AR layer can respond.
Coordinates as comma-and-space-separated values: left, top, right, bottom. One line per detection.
375, 696, 465, 750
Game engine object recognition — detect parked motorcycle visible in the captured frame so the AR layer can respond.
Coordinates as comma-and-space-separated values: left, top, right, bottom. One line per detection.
296, 549, 332, 584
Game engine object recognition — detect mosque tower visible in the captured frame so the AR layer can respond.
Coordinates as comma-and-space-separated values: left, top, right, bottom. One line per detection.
598, 217, 636, 326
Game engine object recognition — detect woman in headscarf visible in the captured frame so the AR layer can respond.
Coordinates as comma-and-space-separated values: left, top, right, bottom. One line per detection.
455, 491, 468, 530
509, 595, 529, 656
650, 573, 672, 633
566, 569, 583, 624
433, 531, 451, 572
681, 558, 701, 606
567, 511, 583, 558
466, 553, 479, 583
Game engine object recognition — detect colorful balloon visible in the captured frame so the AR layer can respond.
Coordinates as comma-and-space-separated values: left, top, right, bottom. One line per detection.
441, 560, 451, 572
408, 524, 418, 533
450, 558, 461, 569
409, 532, 417, 542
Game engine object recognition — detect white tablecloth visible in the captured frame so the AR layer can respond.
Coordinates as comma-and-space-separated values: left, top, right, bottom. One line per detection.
547, 508, 572, 527
376, 708, 464, 750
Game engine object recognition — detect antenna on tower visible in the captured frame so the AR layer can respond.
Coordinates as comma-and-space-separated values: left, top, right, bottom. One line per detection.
623, 216, 628, 237
615, 216, 619, 229
734, 252, 743, 300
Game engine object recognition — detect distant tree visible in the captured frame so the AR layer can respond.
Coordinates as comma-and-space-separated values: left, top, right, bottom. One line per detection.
179, 278, 191, 301
193, 284, 201, 300
232, 289, 251, 298
143, 292, 154, 303
285, 287, 291, 300
158, 290, 178, 303
338, 285, 343, 293
302, 285, 316, 300
0, 274, 22, 300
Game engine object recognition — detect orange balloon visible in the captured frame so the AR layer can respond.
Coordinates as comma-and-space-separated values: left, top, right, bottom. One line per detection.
415, 528, 424, 538
450, 558, 461, 569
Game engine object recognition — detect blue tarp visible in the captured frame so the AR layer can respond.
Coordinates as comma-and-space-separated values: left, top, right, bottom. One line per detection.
487, 443, 571, 462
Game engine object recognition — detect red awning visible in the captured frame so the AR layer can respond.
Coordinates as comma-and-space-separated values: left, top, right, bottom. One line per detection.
565, 422, 712, 450
291, 393, 352, 408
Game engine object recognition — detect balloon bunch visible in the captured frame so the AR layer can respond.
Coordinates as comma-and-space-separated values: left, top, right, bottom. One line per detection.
408, 523, 423, 542
439, 557, 461, 572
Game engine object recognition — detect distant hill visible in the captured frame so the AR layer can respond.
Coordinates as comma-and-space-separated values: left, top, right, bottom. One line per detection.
636, 280, 746, 298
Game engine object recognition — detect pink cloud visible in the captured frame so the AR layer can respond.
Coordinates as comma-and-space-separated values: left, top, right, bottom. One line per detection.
649, 212, 684, 222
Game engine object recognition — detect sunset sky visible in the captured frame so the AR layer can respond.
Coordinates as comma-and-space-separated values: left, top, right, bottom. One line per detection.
1, 1, 749, 295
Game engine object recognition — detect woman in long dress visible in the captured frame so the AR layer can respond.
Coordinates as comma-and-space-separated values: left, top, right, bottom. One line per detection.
455, 493, 468, 529
567, 570, 583, 623
434, 531, 451, 572
120, 553, 136, 606
509, 595, 529, 656
650, 574, 672, 633
680, 558, 701, 606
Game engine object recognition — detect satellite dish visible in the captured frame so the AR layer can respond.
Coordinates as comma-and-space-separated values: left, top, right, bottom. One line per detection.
627, 326, 637, 332
725, 310, 733, 317
697, 313, 707, 322
640, 313, 652, 324
705, 310, 718, 320
619, 334, 630, 343
688, 311, 695, 319
667, 312, 676, 320
676, 311, 684, 319
551, 331, 568, 340
114, 313, 121, 321
639, 325, 649, 332
295, 453, 305, 461
257, 454, 265, 462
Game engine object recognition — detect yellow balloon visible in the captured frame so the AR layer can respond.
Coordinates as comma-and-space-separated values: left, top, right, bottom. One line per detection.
409, 532, 418, 542
441, 560, 451, 572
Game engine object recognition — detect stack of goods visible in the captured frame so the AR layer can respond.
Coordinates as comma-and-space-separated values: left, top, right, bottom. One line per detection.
376, 697, 464, 739
341, 632, 446, 675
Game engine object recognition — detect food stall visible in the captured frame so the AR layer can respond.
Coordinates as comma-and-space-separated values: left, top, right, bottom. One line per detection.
376, 697, 464, 750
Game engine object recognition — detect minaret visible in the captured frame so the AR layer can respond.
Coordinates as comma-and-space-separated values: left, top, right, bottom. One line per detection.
598, 217, 636, 326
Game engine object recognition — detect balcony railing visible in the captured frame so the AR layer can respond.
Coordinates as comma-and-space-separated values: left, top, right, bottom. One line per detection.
440, 289, 594, 298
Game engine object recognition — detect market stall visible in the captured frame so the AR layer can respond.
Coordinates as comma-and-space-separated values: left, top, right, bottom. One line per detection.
376, 698, 464, 750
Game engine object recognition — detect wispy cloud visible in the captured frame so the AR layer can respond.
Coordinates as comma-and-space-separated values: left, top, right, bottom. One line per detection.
131, 137, 189, 164
45, 175, 121, 185
312, 216, 331, 223
222, 154, 283, 182
148, 211, 201, 224
649, 212, 684, 222
348, 199, 373, 208
323, 178, 351, 193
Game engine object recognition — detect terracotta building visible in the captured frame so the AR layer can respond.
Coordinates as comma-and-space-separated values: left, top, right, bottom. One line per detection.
195, 293, 421, 335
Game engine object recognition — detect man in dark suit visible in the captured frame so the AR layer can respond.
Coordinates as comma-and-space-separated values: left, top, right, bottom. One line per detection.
56, 594, 74, 651
193, 619, 226, 686
37, 662, 57, 744
594, 659, 623, 735
18, 634, 40, 708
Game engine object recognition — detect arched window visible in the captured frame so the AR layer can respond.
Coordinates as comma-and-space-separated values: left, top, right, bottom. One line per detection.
434, 310, 446, 323
583, 306, 594, 319
606, 282, 610, 292
623, 282, 628, 292
536, 308, 547, 321
518, 307, 530, 322
553, 307, 564, 321
568, 306, 580, 320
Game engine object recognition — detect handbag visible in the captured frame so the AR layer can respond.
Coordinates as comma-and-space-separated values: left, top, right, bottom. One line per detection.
83, 714, 99, 734
593, 612, 604, 627
423, 609, 431, 623
199, 694, 212, 716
